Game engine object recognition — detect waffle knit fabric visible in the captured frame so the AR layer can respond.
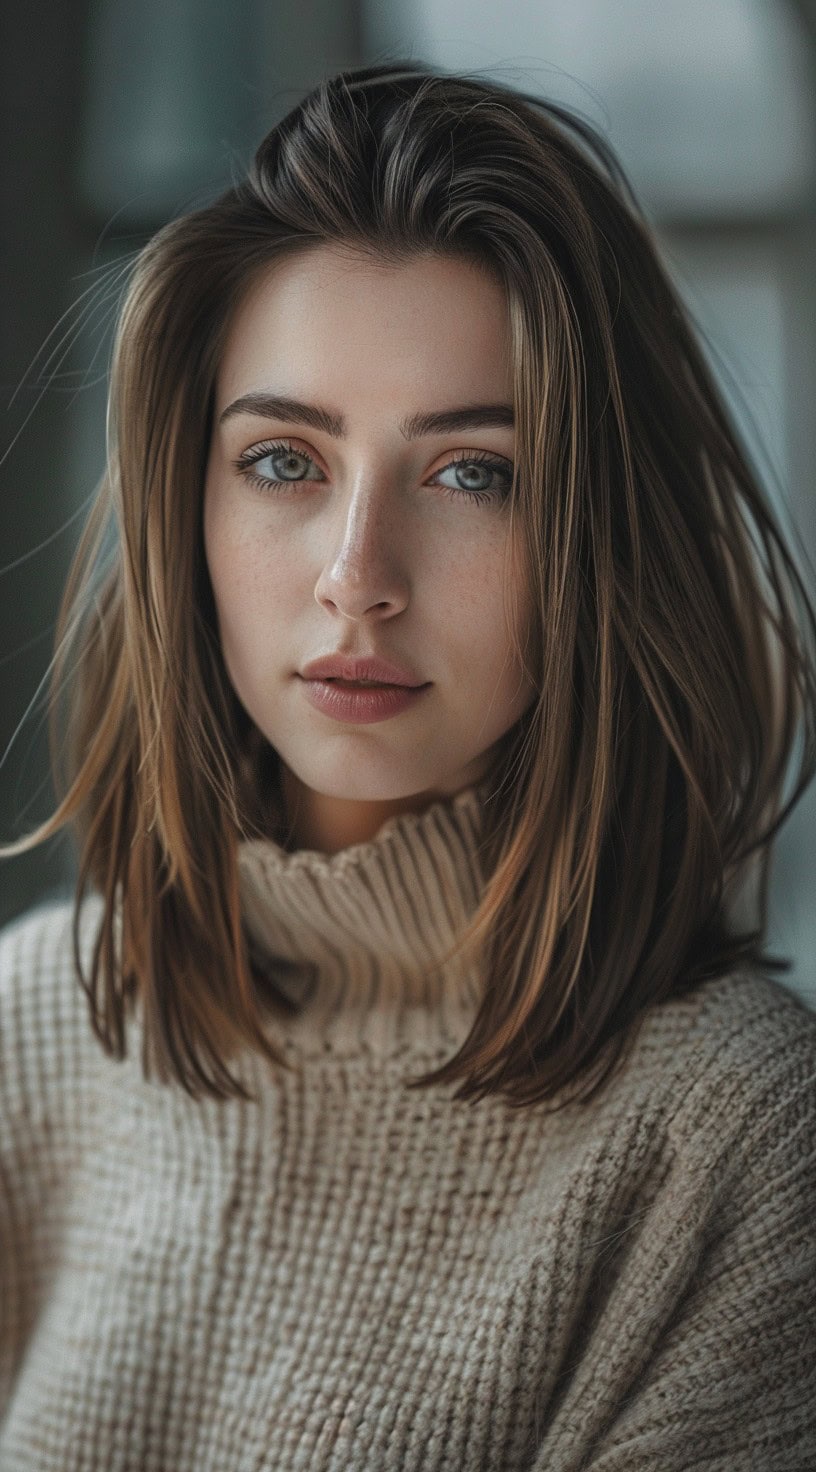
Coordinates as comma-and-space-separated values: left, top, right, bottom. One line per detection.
1, 780, 815, 1471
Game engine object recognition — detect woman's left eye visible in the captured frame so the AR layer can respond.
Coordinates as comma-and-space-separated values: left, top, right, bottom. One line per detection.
433, 452, 514, 501
233, 439, 513, 504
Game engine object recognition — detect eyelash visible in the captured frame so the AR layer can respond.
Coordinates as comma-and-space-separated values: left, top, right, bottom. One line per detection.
232, 438, 513, 505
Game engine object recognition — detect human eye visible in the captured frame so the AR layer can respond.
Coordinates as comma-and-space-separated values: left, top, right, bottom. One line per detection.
232, 439, 324, 492
430, 449, 514, 505
232, 439, 513, 504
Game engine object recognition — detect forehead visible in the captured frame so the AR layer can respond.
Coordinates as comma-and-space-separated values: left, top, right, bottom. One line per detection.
214, 245, 514, 409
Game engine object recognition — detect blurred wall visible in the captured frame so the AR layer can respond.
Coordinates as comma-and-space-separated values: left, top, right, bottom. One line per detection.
0, 0, 96, 923
2, 1, 813, 1003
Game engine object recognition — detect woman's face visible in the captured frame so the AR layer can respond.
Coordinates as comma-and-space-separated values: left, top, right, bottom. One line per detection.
204, 243, 537, 852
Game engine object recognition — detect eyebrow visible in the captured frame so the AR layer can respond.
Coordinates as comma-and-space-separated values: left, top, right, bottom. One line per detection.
217, 391, 515, 440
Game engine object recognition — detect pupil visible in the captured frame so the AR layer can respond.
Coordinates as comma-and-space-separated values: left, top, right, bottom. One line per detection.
460, 464, 485, 488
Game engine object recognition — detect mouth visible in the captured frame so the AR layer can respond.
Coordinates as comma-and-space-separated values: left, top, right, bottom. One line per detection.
299, 672, 431, 724
299, 654, 428, 687
320, 677, 404, 688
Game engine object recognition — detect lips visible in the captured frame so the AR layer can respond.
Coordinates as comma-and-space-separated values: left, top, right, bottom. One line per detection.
300, 653, 428, 687
324, 678, 390, 688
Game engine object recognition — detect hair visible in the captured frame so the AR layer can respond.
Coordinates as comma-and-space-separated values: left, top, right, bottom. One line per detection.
5, 60, 816, 1110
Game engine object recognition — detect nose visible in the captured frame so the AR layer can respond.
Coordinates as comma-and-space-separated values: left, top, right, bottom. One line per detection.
313, 482, 410, 622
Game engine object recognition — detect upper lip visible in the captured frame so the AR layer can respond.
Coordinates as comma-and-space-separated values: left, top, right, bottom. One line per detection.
300, 653, 429, 687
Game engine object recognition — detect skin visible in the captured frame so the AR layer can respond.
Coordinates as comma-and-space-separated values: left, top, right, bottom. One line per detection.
203, 243, 537, 855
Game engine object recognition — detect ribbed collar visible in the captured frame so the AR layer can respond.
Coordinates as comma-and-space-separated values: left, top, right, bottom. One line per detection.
236, 779, 492, 1054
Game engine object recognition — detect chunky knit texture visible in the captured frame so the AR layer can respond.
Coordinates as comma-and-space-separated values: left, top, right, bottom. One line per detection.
1, 780, 815, 1471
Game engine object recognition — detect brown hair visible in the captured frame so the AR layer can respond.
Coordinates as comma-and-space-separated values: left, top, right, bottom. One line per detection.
5, 61, 816, 1109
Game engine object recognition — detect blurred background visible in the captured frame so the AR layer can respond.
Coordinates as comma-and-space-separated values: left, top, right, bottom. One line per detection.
1, 0, 814, 1003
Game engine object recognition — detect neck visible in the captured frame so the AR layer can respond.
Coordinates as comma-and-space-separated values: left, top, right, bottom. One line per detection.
277, 760, 490, 856
236, 778, 494, 1055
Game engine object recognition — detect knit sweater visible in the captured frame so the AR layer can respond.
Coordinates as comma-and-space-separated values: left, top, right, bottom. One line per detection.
1, 781, 815, 1472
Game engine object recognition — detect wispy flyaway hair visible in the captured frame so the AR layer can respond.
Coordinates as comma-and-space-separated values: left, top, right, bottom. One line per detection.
6, 60, 816, 1108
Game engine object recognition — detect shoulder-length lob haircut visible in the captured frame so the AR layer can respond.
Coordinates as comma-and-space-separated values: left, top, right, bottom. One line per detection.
6, 61, 816, 1109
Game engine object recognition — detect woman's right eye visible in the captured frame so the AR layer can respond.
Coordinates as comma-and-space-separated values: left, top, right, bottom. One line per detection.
234, 440, 322, 490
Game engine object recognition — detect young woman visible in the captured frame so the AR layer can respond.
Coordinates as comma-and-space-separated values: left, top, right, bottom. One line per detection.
1, 60, 815, 1472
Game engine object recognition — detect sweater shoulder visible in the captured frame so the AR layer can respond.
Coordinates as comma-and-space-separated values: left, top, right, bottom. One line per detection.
673, 967, 814, 1077
0, 893, 100, 1013
651, 965, 815, 1063
623, 968, 816, 1155
0, 894, 104, 1107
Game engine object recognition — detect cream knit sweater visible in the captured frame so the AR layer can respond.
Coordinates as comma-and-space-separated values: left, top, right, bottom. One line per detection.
1, 781, 815, 1471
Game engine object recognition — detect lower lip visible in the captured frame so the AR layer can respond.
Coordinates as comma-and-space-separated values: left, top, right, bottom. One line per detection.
299, 677, 431, 724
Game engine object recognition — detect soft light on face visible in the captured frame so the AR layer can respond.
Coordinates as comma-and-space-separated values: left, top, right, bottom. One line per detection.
203, 244, 537, 852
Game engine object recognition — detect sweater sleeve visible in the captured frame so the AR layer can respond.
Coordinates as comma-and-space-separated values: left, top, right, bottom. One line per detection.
0, 900, 96, 1415
536, 1006, 816, 1472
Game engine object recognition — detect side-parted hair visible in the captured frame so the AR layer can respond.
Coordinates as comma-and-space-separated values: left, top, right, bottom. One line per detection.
5, 61, 816, 1109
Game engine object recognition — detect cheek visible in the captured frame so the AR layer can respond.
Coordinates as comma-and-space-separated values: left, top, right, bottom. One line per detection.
205, 487, 269, 614
454, 550, 512, 648
204, 488, 266, 666
468, 550, 534, 694
203, 480, 230, 605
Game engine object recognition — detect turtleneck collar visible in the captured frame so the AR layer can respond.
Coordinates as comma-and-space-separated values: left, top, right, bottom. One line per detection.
236, 778, 492, 1054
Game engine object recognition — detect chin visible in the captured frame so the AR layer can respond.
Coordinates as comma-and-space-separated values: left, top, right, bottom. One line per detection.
281, 758, 448, 807
309, 777, 432, 804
